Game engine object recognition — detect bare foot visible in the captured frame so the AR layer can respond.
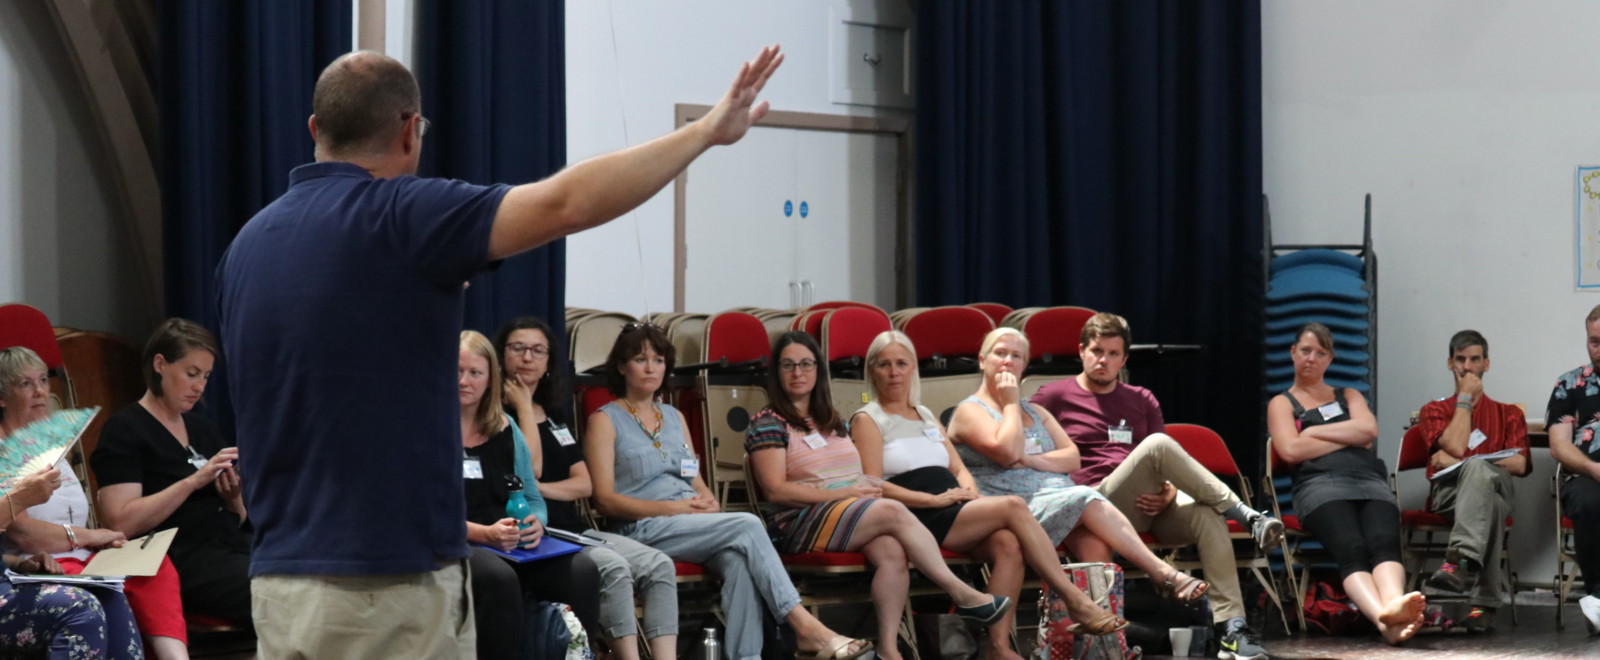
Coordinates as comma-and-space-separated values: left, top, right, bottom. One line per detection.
1378, 591, 1426, 626
1379, 611, 1425, 646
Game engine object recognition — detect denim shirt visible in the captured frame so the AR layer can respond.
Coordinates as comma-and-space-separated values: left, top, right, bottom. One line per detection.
604, 401, 698, 524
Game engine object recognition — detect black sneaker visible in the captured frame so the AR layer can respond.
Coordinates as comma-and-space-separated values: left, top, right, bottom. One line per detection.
1460, 607, 1495, 633
1217, 616, 1267, 660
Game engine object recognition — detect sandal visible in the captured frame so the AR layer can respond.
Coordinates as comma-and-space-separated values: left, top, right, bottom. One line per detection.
1159, 570, 1209, 602
1067, 610, 1130, 635
795, 635, 873, 660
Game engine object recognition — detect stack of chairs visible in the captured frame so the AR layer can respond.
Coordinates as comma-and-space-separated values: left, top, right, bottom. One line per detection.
896, 306, 993, 426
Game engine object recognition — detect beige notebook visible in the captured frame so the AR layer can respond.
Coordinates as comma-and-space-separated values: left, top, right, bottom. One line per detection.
81, 528, 176, 577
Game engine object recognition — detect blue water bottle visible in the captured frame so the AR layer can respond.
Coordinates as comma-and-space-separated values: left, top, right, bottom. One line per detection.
504, 474, 533, 544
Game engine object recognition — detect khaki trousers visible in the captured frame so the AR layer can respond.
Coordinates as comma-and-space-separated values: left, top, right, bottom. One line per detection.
1094, 433, 1246, 622
252, 560, 475, 660
1429, 458, 1515, 608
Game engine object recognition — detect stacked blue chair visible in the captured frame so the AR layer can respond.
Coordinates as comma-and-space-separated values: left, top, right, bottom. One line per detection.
1263, 249, 1374, 399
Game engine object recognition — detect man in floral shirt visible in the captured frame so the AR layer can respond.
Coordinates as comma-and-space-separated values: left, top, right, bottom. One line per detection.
1547, 305, 1600, 634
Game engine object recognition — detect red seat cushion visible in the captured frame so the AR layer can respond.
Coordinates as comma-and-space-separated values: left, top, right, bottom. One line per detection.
1226, 520, 1245, 534
1563, 516, 1575, 529
938, 549, 967, 560
1281, 514, 1301, 531
781, 552, 868, 568
674, 562, 705, 576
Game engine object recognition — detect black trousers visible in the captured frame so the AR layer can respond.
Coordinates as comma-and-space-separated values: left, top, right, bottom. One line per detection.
468, 546, 601, 660
1562, 474, 1600, 596
170, 536, 253, 626
1299, 498, 1402, 580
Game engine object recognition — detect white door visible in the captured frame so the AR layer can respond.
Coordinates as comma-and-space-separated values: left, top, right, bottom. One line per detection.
792, 129, 899, 308
684, 126, 797, 312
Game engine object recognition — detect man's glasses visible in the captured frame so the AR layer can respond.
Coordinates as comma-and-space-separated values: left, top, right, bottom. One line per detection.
505, 343, 549, 359
779, 359, 818, 373
405, 113, 431, 138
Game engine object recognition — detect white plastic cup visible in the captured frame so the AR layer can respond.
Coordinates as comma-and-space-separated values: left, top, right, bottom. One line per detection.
1168, 627, 1193, 657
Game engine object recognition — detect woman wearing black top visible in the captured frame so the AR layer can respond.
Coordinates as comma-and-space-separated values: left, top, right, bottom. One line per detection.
91, 318, 252, 626
494, 317, 680, 660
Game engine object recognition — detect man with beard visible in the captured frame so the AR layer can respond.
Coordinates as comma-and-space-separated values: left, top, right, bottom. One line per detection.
1547, 306, 1600, 634
1032, 312, 1282, 660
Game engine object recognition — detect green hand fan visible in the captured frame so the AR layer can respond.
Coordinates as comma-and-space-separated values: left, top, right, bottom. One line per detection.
0, 407, 99, 493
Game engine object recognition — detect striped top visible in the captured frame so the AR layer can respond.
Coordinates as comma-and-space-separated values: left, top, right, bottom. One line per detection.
745, 408, 863, 491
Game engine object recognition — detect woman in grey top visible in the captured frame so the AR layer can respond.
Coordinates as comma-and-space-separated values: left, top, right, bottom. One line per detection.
1269, 322, 1423, 646
585, 324, 873, 660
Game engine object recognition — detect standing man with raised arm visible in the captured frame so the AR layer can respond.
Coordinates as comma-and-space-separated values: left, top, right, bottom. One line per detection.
1547, 305, 1600, 635
217, 47, 783, 659
1412, 330, 1528, 632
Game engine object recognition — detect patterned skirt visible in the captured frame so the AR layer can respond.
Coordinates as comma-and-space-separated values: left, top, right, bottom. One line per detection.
767, 497, 879, 554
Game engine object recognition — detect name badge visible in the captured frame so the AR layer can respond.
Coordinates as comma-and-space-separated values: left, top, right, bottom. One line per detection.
1024, 435, 1045, 455
680, 458, 700, 478
922, 427, 945, 443
1108, 419, 1132, 444
802, 433, 828, 450
463, 457, 484, 479
1468, 429, 1488, 451
551, 424, 577, 447
1318, 401, 1344, 421
187, 455, 208, 470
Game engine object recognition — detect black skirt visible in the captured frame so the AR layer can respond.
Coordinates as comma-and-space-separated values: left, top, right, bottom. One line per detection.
889, 466, 969, 544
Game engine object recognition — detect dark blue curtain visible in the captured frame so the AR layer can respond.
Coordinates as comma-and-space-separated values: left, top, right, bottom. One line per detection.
415, 1, 567, 346
915, 2, 1266, 473
158, 0, 351, 431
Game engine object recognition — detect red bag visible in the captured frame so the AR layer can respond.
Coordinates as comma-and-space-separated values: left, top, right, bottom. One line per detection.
1035, 562, 1139, 660
1301, 578, 1371, 635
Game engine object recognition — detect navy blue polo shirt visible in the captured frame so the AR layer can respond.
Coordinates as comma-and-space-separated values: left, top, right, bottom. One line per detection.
217, 161, 509, 576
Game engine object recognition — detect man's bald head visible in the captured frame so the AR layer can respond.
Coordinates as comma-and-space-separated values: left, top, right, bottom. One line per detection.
312, 51, 421, 159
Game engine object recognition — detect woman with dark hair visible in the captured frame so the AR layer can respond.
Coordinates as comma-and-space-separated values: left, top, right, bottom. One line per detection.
1269, 323, 1423, 645
746, 332, 1009, 660
586, 324, 872, 660
492, 318, 679, 660
91, 318, 253, 627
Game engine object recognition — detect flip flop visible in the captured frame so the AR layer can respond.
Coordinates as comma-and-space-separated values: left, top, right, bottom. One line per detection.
795, 635, 873, 660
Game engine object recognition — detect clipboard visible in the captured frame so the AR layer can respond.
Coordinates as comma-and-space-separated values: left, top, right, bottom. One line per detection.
82, 528, 176, 577
473, 537, 582, 563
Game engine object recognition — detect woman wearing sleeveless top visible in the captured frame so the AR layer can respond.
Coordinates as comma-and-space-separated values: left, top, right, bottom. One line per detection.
947, 328, 1209, 601
746, 332, 1012, 660
1268, 323, 1424, 645
586, 324, 872, 660
493, 317, 680, 660
851, 331, 1126, 660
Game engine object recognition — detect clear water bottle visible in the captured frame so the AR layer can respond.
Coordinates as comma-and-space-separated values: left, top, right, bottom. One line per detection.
504, 474, 533, 538
700, 627, 721, 660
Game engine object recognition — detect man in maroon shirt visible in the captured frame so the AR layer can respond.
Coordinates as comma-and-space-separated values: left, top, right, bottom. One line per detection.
1413, 330, 1529, 631
1032, 313, 1281, 660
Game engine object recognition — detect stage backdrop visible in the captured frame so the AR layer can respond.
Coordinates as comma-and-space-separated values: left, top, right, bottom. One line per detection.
914, 1, 1266, 473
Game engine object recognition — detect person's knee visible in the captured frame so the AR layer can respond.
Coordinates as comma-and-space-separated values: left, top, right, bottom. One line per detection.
881, 498, 918, 525
863, 537, 908, 570
997, 495, 1030, 518
986, 528, 1020, 557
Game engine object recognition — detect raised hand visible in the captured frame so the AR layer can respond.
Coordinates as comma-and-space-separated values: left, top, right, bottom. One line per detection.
701, 44, 785, 147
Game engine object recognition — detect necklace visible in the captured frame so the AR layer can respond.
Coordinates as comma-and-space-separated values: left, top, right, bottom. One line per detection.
622, 399, 666, 457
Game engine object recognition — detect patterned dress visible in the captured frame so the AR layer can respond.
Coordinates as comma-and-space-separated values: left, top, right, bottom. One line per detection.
744, 409, 879, 553
0, 543, 144, 659
955, 397, 1107, 545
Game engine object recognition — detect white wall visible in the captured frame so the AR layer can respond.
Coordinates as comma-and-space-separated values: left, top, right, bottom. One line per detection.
564, 0, 908, 316
1263, 1, 1600, 589
0, 1, 148, 339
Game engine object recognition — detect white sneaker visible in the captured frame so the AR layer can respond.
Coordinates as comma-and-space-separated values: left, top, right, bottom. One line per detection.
1580, 594, 1600, 636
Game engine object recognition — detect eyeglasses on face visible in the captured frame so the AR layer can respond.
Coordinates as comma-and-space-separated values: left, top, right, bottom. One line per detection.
404, 113, 430, 137
506, 343, 550, 359
779, 359, 818, 373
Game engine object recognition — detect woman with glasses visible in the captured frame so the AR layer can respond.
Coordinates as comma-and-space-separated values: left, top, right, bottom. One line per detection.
457, 330, 602, 659
92, 319, 253, 629
852, 330, 1127, 659
1268, 323, 1422, 645
588, 324, 873, 660
947, 328, 1209, 602
493, 317, 680, 660
746, 332, 1012, 660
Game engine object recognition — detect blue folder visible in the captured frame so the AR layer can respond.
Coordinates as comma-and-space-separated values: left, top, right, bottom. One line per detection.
474, 537, 583, 563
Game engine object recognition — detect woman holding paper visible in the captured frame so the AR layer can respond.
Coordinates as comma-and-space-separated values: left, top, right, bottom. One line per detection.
457, 330, 602, 660
1268, 322, 1423, 645
0, 346, 189, 658
91, 319, 252, 629
746, 331, 1012, 660
493, 316, 681, 660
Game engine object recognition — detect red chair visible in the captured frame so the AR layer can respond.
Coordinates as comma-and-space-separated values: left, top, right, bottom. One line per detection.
1166, 423, 1292, 632
697, 312, 771, 509
1394, 424, 1517, 623
1020, 306, 1096, 364
0, 304, 76, 405
819, 308, 891, 369
965, 302, 1012, 326
790, 308, 830, 340
900, 306, 993, 366
804, 300, 886, 316
1557, 465, 1580, 626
